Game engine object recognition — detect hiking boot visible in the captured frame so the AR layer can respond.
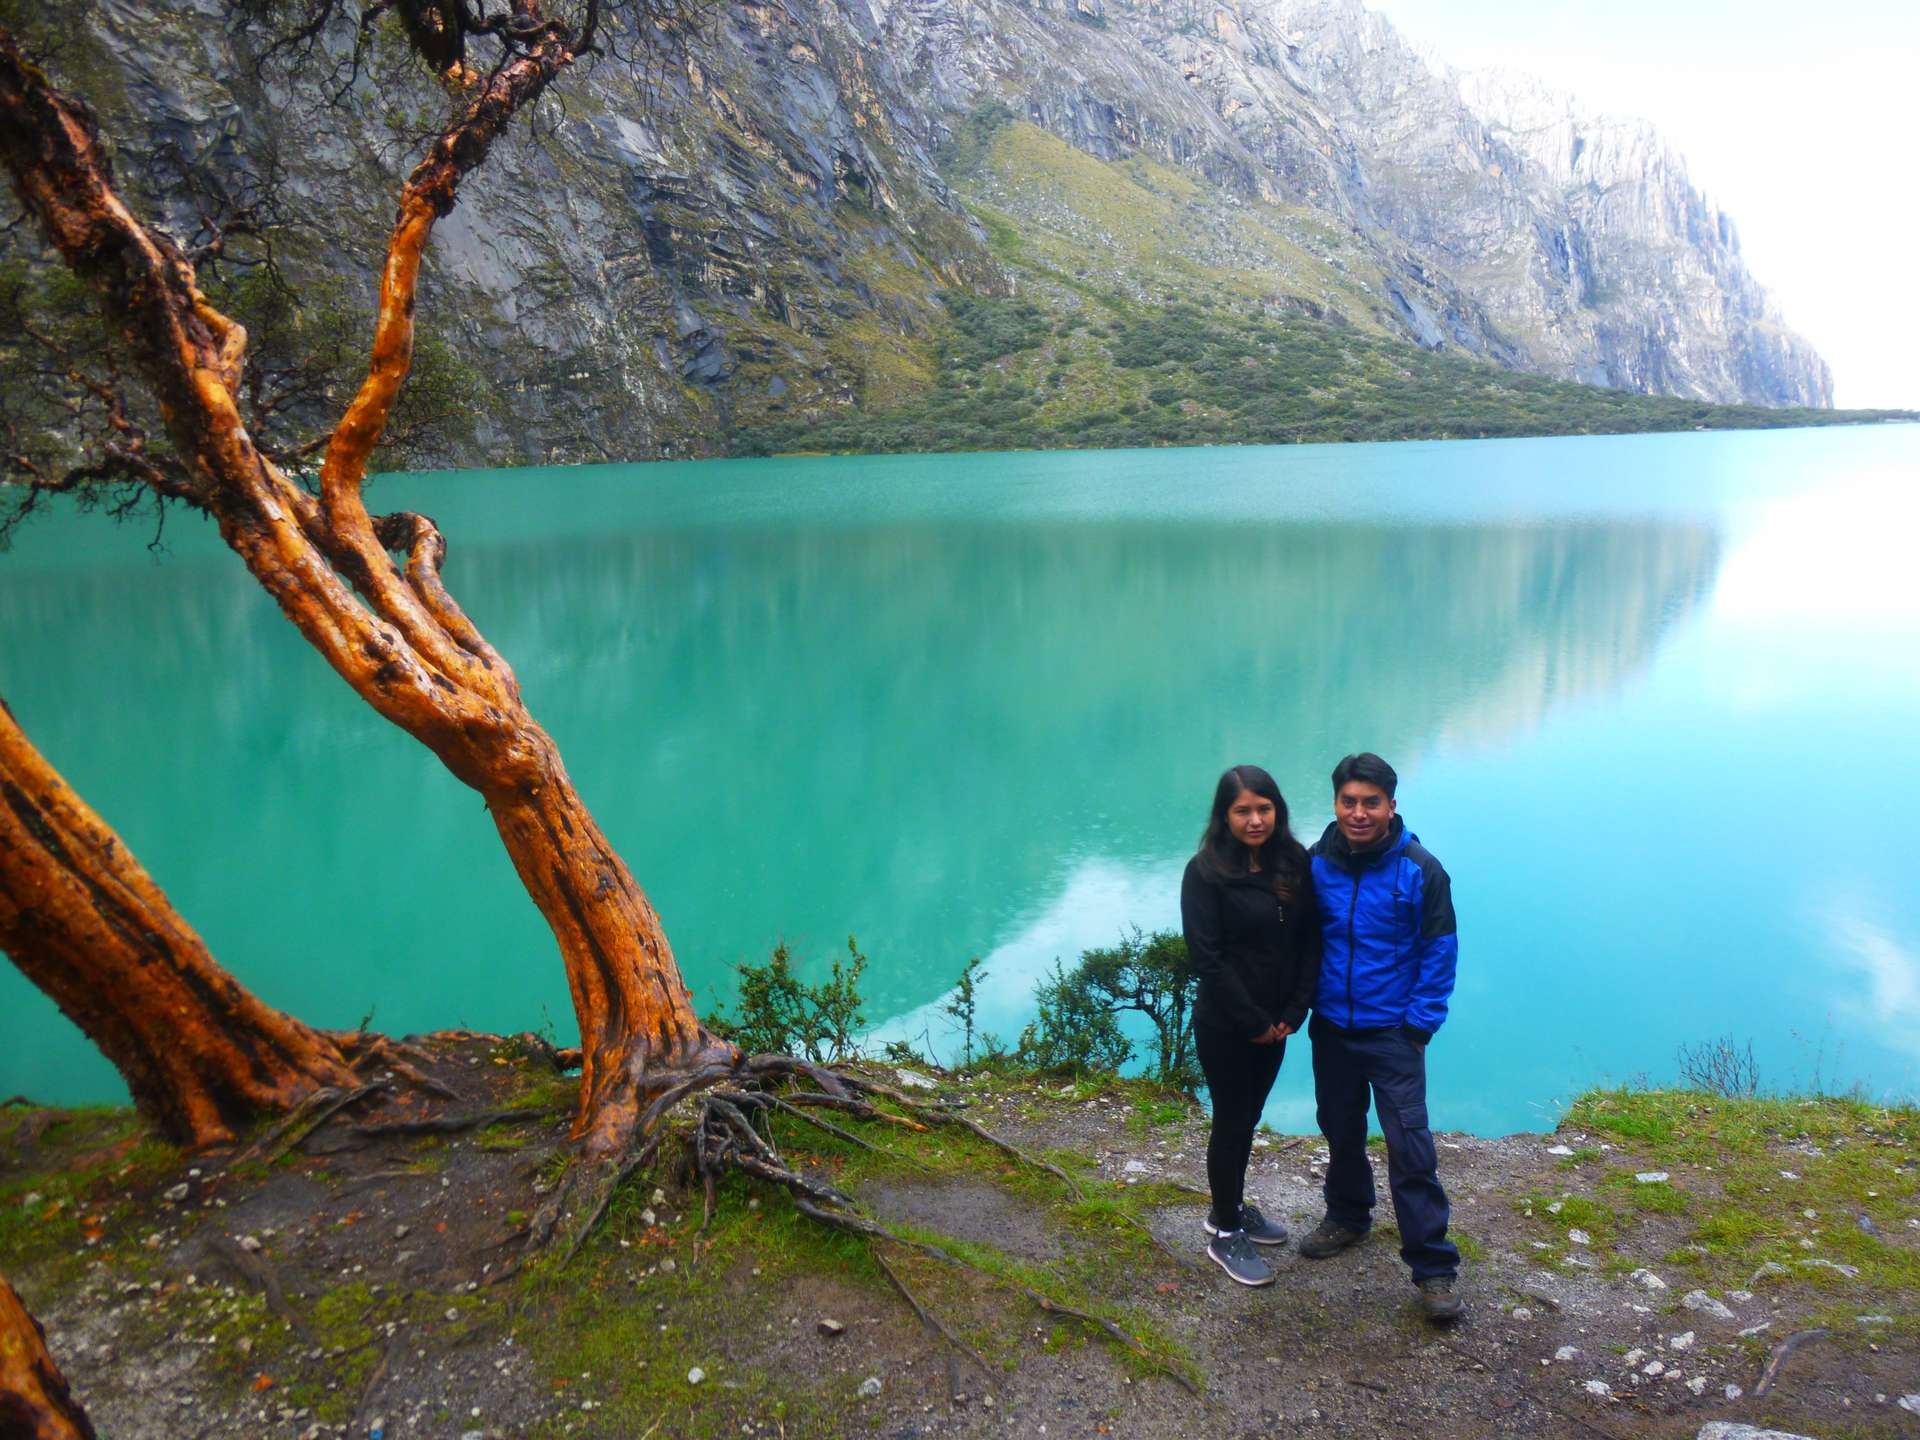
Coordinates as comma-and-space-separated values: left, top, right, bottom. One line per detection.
1417, 1275, 1465, 1322
1297, 1217, 1367, 1259
1205, 1229, 1276, 1288
1202, 1203, 1289, 1247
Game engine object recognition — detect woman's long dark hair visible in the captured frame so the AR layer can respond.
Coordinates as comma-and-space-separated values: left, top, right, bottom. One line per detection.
1196, 764, 1308, 903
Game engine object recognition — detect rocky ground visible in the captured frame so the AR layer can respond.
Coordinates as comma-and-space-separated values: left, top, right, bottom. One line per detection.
4, 1037, 1915, 1439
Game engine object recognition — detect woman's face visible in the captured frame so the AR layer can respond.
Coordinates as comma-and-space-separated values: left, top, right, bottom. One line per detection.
1225, 788, 1277, 849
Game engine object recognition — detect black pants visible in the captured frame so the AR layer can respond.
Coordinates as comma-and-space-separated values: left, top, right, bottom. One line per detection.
1310, 1014, 1459, 1282
1195, 1023, 1286, 1229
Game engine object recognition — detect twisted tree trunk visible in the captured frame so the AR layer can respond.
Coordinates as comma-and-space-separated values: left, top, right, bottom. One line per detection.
0, 16, 721, 1158
0, 699, 359, 1148
0, 1271, 96, 1440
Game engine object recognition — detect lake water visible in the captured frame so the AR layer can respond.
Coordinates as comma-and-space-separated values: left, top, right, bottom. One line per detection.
4, 425, 1918, 1135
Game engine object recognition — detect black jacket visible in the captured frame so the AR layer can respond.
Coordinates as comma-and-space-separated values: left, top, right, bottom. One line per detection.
1181, 854, 1321, 1039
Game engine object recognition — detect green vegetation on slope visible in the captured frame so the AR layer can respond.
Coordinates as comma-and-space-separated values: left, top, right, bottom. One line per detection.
734, 116, 1914, 455
735, 287, 1911, 456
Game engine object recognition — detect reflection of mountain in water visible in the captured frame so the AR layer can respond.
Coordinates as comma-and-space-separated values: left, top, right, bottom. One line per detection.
456, 517, 1722, 1015
0, 510, 1719, 1098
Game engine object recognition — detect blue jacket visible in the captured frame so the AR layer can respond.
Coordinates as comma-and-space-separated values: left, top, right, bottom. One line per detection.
1309, 817, 1458, 1041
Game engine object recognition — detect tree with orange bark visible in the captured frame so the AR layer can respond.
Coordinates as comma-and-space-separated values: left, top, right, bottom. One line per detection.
0, 4, 723, 1165
0, 694, 429, 1149
0, 1269, 96, 1440
0, 21, 1187, 1398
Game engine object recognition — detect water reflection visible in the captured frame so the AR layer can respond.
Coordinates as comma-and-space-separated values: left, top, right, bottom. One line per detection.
0, 503, 1717, 1110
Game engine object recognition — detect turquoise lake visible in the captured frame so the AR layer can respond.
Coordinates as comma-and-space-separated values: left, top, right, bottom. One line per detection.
4, 425, 1917, 1135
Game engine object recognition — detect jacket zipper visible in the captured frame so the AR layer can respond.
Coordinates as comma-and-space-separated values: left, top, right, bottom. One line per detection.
1345, 870, 1361, 1028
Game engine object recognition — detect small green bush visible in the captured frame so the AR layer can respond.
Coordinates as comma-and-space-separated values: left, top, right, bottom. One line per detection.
705, 936, 867, 1063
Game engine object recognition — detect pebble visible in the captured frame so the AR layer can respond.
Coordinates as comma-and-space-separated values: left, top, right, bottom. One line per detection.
1688, 1376, 1709, 1396
1682, 1290, 1737, 1321
394, 1224, 409, 1239
1546, 1145, 1575, 1156
162, 1183, 190, 1204
1856, 1214, 1879, 1235
236, 1235, 262, 1253
1795, 1257, 1859, 1278
1122, 1160, 1150, 1174
858, 1376, 883, 1398
1511, 1307, 1533, 1321
1696, 1425, 1816, 1440
660, 1259, 676, 1274
1778, 1170, 1799, 1180
1582, 1380, 1615, 1401
1553, 1345, 1579, 1362
1897, 1395, 1920, 1415
818, 1318, 845, 1337
1567, 1229, 1590, 1246
687, 1367, 705, 1385
1643, 1360, 1666, 1376
1624, 1349, 1647, 1366
1856, 1314, 1893, 1325
1629, 1268, 1668, 1291
1724, 1384, 1743, 1401
1737, 1322, 1772, 1338
1635, 1171, 1669, 1183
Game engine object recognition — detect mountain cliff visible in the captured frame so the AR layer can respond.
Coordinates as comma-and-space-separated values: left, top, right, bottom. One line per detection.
16, 0, 1835, 466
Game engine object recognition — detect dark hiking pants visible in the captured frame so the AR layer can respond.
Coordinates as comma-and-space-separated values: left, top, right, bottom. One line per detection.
1195, 1023, 1285, 1231
1309, 1014, 1459, 1282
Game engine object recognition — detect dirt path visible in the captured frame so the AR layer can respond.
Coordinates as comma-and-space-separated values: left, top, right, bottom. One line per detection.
4, 1044, 1913, 1439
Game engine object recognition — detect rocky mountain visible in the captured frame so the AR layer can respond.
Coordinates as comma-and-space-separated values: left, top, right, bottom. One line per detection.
16, 0, 1832, 467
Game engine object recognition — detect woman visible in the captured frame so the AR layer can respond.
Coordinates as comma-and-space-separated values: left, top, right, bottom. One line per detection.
1181, 764, 1320, 1288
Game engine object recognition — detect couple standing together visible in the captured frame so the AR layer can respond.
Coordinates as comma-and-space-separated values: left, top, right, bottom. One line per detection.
1180, 752, 1464, 1322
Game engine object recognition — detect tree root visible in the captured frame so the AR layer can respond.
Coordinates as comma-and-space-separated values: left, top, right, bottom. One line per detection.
1754, 1327, 1832, 1397
200, 1235, 313, 1342
229, 1082, 390, 1169
503, 1030, 582, 1073
347, 1108, 550, 1139
791, 1196, 1198, 1395
333, 1030, 461, 1100
873, 1248, 994, 1404
494, 1050, 1195, 1395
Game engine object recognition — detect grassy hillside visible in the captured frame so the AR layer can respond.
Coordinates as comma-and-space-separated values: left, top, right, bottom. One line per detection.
734, 117, 1913, 455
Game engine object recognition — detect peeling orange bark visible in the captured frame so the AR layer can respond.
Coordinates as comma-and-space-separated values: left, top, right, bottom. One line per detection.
0, 15, 719, 1157
0, 1270, 97, 1440
0, 699, 358, 1148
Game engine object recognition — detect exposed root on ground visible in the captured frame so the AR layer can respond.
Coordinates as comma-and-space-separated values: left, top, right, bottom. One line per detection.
492, 1050, 1198, 1396
1754, 1327, 1833, 1397
873, 1248, 994, 1404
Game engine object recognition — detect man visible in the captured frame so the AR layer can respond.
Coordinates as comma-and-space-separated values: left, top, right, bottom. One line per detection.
1299, 752, 1463, 1321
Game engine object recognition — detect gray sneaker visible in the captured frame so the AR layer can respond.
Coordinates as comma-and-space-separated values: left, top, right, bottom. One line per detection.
1297, 1217, 1367, 1259
1205, 1203, 1289, 1247
1205, 1229, 1276, 1288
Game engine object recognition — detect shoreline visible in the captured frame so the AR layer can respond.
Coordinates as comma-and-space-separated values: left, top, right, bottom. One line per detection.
4, 1038, 1915, 1438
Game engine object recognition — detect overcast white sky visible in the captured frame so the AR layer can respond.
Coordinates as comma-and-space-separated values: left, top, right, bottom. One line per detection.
1372, 0, 1919, 409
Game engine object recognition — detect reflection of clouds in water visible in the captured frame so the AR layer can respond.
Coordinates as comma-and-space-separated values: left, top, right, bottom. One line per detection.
867, 858, 1177, 1066
1826, 910, 1920, 1058
1714, 476, 1920, 629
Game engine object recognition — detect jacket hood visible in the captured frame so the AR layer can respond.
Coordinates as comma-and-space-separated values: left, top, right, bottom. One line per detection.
1316, 814, 1409, 870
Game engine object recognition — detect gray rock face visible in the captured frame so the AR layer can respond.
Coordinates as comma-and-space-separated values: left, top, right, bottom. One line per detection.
877, 0, 1828, 404
35, 0, 1827, 467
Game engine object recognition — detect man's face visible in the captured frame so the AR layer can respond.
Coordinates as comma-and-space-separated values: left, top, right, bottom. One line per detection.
1335, 780, 1396, 849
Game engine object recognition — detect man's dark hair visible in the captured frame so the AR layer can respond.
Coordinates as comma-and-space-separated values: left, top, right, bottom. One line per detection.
1331, 752, 1398, 798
